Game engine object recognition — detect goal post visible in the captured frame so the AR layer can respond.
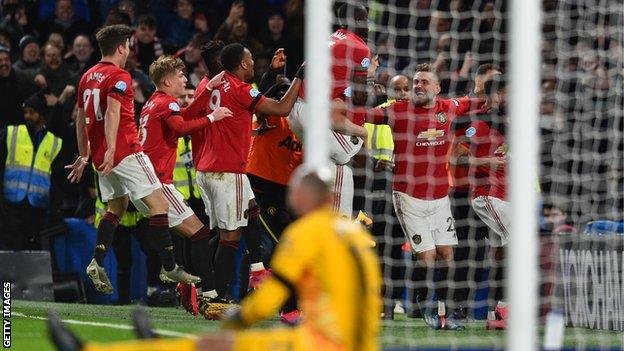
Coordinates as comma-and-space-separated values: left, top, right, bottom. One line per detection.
508, 0, 541, 350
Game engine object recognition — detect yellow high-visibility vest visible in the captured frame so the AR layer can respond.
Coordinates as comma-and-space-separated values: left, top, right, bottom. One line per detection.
4, 125, 62, 208
364, 100, 395, 162
173, 138, 200, 200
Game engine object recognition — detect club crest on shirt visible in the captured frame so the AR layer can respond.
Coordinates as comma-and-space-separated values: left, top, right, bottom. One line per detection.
115, 80, 127, 92
249, 88, 261, 97
436, 112, 447, 124
168, 102, 180, 112
361, 57, 371, 68
412, 234, 422, 245
465, 126, 476, 137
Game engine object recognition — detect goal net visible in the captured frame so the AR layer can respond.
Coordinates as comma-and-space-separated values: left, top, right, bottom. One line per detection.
310, 0, 623, 349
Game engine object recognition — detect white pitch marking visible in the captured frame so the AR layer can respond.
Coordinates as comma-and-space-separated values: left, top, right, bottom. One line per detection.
13, 312, 196, 338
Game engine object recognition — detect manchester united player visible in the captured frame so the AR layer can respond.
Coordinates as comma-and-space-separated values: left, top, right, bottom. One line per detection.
66, 25, 199, 294
451, 75, 509, 330
356, 63, 479, 330
287, 2, 370, 217
138, 55, 232, 314
190, 43, 303, 319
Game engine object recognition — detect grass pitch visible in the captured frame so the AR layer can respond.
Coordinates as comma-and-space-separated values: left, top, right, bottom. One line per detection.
8, 300, 624, 350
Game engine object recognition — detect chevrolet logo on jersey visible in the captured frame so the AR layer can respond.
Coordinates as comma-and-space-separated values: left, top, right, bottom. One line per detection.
417, 129, 445, 141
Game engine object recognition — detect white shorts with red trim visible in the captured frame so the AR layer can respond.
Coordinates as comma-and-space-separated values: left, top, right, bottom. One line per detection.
392, 191, 458, 253
196, 172, 254, 231
331, 163, 354, 217
287, 99, 364, 165
471, 196, 510, 247
132, 184, 194, 227
98, 152, 161, 203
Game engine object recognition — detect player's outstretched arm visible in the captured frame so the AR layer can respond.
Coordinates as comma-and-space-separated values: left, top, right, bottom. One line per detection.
254, 64, 304, 117
65, 106, 90, 183
167, 107, 233, 136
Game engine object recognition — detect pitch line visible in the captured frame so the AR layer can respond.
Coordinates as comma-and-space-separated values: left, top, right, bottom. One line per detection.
13, 312, 196, 338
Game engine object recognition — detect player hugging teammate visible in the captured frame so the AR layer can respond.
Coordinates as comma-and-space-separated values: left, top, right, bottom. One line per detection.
66, 0, 513, 336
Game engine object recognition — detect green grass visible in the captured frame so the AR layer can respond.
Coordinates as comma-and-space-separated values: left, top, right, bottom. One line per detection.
8, 300, 624, 350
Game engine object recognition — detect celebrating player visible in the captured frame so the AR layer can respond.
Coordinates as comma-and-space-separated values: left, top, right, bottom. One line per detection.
355, 63, 479, 330
451, 75, 509, 330
137, 55, 232, 314
189, 43, 303, 319
287, 2, 371, 217
66, 25, 199, 294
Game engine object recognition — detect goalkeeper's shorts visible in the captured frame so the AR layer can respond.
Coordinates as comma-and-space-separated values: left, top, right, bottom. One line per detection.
233, 327, 347, 351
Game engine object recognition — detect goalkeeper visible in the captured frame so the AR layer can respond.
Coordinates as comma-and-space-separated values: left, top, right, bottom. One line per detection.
49, 166, 382, 351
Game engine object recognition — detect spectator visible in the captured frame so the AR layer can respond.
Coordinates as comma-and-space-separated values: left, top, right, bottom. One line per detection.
129, 15, 164, 74
65, 34, 97, 76
0, 29, 11, 54
0, 47, 36, 127
0, 92, 64, 250
175, 33, 210, 87
152, 0, 211, 50
258, 7, 288, 58
215, 2, 263, 56
0, 2, 34, 49
34, 42, 78, 116
46, 31, 66, 53
13, 35, 41, 81
38, 0, 92, 46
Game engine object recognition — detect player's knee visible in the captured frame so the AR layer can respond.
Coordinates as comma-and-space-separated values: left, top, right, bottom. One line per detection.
107, 196, 128, 217
492, 247, 505, 261
436, 246, 454, 261
220, 229, 241, 241
416, 250, 437, 267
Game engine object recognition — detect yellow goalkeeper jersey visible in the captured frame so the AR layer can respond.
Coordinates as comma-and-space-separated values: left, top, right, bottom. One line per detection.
239, 206, 381, 351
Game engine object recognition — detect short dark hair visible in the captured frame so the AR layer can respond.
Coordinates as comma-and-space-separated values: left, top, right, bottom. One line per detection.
185, 81, 196, 90
335, 3, 368, 27
96, 24, 133, 57
219, 43, 246, 72
484, 74, 506, 96
476, 63, 502, 76
200, 40, 225, 65
137, 15, 156, 30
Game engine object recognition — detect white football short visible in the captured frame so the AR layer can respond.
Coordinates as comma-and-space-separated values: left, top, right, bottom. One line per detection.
132, 183, 194, 227
98, 152, 161, 202
331, 163, 354, 218
471, 196, 510, 247
288, 99, 364, 165
392, 191, 458, 253
196, 172, 254, 231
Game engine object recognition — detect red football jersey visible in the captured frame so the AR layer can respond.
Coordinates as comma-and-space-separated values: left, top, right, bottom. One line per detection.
138, 91, 183, 184
299, 28, 371, 100
362, 98, 474, 200
188, 75, 210, 164
195, 71, 266, 173
77, 62, 141, 168
465, 117, 507, 200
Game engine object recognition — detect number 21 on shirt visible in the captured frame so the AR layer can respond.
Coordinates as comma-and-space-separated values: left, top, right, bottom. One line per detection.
82, 88, 103, 123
